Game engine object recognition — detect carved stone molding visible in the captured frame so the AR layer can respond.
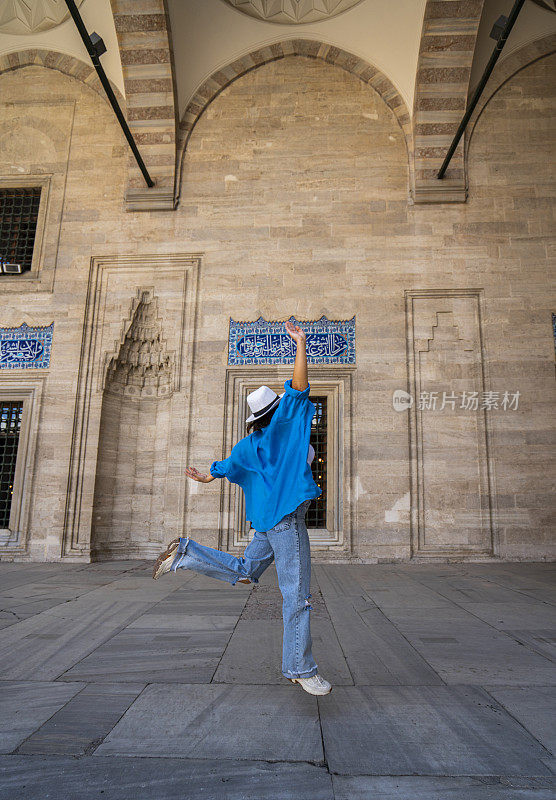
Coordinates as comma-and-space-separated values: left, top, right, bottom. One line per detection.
0, 0, 85, 34
104, 290, 175, 399
123, 188, 176, 213
405, 288, 499, 560
222, 0, 364, 24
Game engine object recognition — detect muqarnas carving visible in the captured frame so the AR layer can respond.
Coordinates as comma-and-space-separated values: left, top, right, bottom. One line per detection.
91, 290, 175, 560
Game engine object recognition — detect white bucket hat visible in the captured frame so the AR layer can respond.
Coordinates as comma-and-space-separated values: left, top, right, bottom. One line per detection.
246, 385, 285, 424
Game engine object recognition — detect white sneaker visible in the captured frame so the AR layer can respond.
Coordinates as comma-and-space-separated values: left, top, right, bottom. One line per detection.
288, 673, 332, 695
152, 538, 181, 580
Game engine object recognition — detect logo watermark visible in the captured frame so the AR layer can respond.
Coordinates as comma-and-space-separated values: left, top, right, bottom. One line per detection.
392, 390, 414, 411
393, 390, 520, 412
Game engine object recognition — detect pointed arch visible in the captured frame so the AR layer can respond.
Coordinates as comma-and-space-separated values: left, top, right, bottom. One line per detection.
177, 39, 412, 191
0, 48, 126, 108
465, 33, 556, 155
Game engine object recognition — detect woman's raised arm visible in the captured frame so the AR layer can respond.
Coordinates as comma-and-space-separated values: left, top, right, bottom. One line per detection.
285, 321, 308, 391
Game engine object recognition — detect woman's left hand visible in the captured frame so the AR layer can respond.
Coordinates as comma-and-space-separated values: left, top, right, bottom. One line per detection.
185, 466, 213, 483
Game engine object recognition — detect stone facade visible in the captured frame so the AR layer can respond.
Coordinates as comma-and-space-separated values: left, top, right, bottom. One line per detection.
0, 51, 554, 562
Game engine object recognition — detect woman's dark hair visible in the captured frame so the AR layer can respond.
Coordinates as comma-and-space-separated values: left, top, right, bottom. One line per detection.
246, 404, 277, 435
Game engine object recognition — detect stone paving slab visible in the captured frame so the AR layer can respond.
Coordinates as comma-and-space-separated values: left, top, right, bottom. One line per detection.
1, 582, 87, 601
15, 682, 146, 756
0, 582, 94, 627
0, 681, 85, 753
319, 685, 553, 776
324, 596, 443, 685
483, 686, 556, 755
155, 586, 249, 616
406, 574, 547, 605
94, 684, 324, 762
0, 564, 86, 592
331, 775, 556, 799
126, 612, 240, 632
58, 626, 234, 683
0, 574, 188, 680
315, 565, 453, 608
477, 577, 556, 605
0, 755, 335, 800
211, 618, 353, 684
0, 597, 159, 681
379, 605, 556, 685
313, 564, 382, 600
0, 595, 79, 621
502, 629, 556, 662
40, 570, 142, 587
458, 602, 556, 631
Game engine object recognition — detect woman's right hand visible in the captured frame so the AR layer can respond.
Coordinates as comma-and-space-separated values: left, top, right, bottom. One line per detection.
285, 320, 306, 344
185, 466, 213, 483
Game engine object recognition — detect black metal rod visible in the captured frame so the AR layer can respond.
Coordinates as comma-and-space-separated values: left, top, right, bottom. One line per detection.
437, 0, 526, 179
63, 0, 155, 188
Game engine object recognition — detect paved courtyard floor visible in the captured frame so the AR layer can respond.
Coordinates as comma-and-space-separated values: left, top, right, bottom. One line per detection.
0, 560, 554, 799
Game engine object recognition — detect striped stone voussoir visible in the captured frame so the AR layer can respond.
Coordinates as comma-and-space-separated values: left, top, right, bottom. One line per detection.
176, 38, 413, 191
0, 48, 126, 109
413, 0, 485, 203
110, 0, 178, 211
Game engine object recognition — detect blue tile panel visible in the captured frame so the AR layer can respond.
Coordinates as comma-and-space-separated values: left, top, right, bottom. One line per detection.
0, 322, 53, 369
228, 315, 355, 365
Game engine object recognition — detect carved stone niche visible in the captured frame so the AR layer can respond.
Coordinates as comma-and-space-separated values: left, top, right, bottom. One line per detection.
63, 253, 200, 562
90, 289, 176, 560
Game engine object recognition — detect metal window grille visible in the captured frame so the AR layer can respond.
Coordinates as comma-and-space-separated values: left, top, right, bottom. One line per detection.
0, 401, 24, 528
0, 187, 41, 274
307, 396, 327, 528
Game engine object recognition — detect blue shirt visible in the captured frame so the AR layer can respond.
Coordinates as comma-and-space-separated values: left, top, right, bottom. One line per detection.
210, 379, 322, 532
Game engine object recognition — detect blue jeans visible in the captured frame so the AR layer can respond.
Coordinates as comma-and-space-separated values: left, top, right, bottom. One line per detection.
170, 498, 317, 680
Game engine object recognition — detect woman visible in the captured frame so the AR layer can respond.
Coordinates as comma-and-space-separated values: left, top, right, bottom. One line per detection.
152, 320, 332, 696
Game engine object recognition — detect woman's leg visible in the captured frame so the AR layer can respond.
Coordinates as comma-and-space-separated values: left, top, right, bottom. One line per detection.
266, 500, 318, 680
170, 530, 274, 586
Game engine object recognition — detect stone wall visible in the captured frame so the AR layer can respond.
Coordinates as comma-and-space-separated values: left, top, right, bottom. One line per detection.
0, 53, 554, 562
